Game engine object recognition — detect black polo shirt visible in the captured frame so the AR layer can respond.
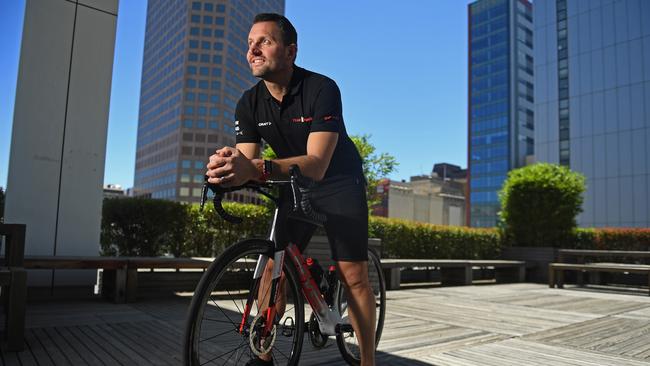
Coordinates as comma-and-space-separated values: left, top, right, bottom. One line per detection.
234, 66, 364, 180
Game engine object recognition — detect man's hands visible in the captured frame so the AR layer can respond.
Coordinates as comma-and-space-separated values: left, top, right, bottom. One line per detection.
206, 146, 261, 187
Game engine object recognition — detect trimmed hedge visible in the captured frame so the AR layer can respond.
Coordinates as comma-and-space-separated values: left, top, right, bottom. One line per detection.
101, 198, 188, 256
568, 228, 650, 251
101, 198, 650, 259
101, 198, 271, 257
369, 216, 501, 259
183, 202, 272, 257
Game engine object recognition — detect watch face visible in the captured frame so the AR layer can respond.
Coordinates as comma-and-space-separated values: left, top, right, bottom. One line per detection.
264, 159, 273, 175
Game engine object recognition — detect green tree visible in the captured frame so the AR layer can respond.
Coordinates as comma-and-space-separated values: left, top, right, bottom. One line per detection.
261, 134, 398, 209
498, 163, 586, 247
350, 134, 398, 208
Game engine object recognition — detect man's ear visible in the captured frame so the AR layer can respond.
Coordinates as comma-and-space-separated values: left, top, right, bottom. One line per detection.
288, 43, 297, 61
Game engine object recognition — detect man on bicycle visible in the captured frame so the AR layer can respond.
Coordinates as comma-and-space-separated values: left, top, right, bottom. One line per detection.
205, 13, 376, 366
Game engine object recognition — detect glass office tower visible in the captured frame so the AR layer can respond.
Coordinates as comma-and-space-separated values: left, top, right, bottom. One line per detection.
468, 0, 534, 227
133, 0, 284, 203
534, 0, 650, 227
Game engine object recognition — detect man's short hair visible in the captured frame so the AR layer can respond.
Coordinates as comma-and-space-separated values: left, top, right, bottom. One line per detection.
253, 13, 297, 46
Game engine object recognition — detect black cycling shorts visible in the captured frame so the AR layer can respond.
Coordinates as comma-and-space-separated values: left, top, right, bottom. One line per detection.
275, 175, 368, 262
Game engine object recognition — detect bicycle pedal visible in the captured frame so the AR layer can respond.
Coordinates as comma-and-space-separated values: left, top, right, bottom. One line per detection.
281, 317, 295, 337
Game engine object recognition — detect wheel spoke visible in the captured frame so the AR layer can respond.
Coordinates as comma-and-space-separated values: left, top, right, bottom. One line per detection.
186, 242, 304, 366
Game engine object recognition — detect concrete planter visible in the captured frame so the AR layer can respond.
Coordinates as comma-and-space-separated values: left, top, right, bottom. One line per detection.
500, 246, 558, 283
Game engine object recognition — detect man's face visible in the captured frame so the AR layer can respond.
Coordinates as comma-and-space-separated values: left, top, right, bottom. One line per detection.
247, 21, 295, 78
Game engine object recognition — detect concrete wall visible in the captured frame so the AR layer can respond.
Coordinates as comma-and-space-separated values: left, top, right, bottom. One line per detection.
5, 0, 119, 285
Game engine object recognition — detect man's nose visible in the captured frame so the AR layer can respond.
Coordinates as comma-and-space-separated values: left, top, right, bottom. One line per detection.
249, 44, 261, 55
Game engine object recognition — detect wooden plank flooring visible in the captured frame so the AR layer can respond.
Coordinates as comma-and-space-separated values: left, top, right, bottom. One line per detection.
3, 283, 650, 365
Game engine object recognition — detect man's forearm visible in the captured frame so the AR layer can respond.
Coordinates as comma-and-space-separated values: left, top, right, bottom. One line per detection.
267, 155, 328, 181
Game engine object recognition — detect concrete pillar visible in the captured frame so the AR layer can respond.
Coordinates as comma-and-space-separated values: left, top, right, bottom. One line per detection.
5, 0, 119, 286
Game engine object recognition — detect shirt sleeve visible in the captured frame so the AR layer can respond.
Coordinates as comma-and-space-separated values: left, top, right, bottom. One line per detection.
310, 79, 342, 133
234, 95, 261, 144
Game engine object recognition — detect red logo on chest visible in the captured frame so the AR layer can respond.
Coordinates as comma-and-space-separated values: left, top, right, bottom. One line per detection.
291, 116, 313, 123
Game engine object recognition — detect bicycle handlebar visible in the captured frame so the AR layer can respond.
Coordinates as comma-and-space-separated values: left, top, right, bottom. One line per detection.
200, 164, 326, 225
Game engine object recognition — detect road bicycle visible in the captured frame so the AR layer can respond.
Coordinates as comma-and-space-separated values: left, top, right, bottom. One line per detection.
183, 165, 386, 365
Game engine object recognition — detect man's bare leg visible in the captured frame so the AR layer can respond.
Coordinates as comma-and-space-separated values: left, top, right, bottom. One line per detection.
337, 260, 376, 366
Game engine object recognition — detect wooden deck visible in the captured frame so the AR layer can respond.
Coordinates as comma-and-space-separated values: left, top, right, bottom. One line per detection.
3, 283, 650, 365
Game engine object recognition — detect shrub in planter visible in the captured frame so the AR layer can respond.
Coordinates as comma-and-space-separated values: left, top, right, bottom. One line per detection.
499, 163, 586, 247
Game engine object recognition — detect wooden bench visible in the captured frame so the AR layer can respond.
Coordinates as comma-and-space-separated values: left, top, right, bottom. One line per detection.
0, 223, 27, 351
22, 256, 264, 302
549, 262, 650, 296
23, 256, 218, 303
380, 259, 526, 290
550, 249, 650, 294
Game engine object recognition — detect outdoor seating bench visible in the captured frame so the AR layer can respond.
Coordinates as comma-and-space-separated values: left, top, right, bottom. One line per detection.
0, 223, 27, 351
549, 262, 650, 296
551, 249, 650, 294
380, 259, 526, 290
23, 256, 222, 303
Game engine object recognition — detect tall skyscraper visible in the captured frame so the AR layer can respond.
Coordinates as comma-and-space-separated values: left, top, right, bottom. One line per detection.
133, 0, 284, 203
534, 0, 650, 227
467, 0, 534, 227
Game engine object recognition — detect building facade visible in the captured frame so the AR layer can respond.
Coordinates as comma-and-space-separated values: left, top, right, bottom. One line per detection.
133, 0, 284, 203
373, 164, 467, 226
468, 0, 534, 227
534, 0, 650, 227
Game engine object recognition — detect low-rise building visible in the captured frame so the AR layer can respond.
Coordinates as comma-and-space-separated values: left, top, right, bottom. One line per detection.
373, 163, 467, 226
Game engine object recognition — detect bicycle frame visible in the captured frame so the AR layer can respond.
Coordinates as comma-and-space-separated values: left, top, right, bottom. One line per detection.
239, 206, 345, 339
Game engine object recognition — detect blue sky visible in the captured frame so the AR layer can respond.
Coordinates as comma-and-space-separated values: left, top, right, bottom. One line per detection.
0, 0, 471, 189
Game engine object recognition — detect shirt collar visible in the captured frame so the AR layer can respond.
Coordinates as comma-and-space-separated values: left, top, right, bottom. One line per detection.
261, 65, 305, 101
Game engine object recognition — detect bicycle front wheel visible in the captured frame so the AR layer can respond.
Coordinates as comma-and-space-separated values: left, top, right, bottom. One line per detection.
183, 239, 305, 366
334, 247, 387, 366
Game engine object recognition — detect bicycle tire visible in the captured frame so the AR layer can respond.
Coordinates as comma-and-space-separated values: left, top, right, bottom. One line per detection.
183, 239, 305, 366
334, 247, 387, 366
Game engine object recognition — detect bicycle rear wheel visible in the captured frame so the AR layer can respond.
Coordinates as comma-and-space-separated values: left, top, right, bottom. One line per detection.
183, 239, 304, 366
334, 247, 386, 365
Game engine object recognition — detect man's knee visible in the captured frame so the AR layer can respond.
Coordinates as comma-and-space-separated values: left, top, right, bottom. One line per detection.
337, 261, 370, 290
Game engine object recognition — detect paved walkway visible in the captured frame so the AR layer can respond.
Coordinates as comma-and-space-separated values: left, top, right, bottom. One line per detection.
3, 283, 650, 365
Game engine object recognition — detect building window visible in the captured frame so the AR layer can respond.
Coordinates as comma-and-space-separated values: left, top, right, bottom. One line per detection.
180, 187, 190, 196
556, 0, 570, 166
192, 2, 201, 10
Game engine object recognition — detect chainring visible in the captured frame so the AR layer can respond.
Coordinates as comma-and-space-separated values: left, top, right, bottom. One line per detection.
308, 313, 328, 348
